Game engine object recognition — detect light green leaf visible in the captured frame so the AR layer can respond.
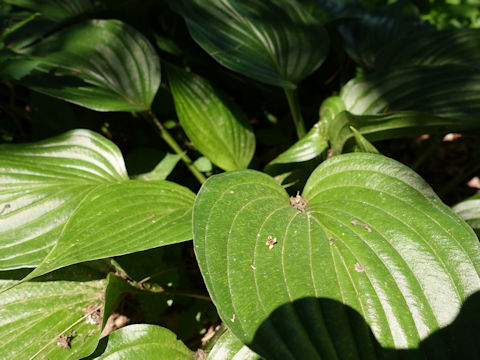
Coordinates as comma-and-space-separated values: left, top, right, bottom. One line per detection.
327, 111, 480, 155
168, 67, 255, 171
350, 126, 379, 153
453, 194, 480, 236
0, 129, 194, 276
91, 324, 193, 360
208, 329, 261, 360
11, 19, 160, 112
194, 157, 213, 173
193, 153, 480, 358
266, 123, 327, 168
341, 64, 480, 118
170, 0, 329, 89
135, 153, 183, 181
0, 265, 127, 360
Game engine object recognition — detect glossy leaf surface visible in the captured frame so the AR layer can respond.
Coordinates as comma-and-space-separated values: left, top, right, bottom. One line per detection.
208, 329, 261, 360
341, 64, 480, 118
0, 130, 195, 275
92, 324, 193, 360
169, 67, 255, 171
170, 0, 329, 88
0, 266, 127, 360
14, 20, 160, 112
193, 153, 480, 359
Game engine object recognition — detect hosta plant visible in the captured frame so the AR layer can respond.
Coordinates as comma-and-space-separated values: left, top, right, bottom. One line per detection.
1, 0, 480, 359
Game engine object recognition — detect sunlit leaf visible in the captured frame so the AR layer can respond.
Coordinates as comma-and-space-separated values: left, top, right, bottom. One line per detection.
194, 153, 480, 358
91, 324, 193, 360
208, 329, 261, 360
168, 67, 255, 171
0, 129, 194, 276
10, 20, 160, 112
0, 266, 129, 360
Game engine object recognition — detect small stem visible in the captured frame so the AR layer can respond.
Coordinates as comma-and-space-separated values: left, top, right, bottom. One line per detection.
284, 88, 306, 139
143, 111, 206, 184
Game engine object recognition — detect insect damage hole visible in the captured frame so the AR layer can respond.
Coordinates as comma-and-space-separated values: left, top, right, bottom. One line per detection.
266, 236, 277, 249
290, 191, 309, 212
351, 219, 371, 232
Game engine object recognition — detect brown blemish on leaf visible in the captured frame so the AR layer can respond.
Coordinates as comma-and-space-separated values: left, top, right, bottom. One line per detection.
328, 237, 339, 246
0, 204, 10, 215
57, 331, 76, 349
290, 192, 308, 212
82, 304, 103, 326
354, 263, 365, 273
266, 236, 277, 249
351, 219, 371, 232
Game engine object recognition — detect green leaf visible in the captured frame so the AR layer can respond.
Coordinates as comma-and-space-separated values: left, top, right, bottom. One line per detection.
4, 0, 94, 20
91, 324, 194, 359
376, 28, 480, 70
0, 265, 127, 360
349, 126, 379, 153
266, 123, 327, 168
168, 67, 255, 171
327, 111, 480, 155
0, 129, 195, 275
135, 153, 183, 181
453, 194, 480, 236
170, 0, 329, 89
341, 64, 480, 118
208, 329, 262, 360
193, 153, 480, 358
11, 19, 160, 112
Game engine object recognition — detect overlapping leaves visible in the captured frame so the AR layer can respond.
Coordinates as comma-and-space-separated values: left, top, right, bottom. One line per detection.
0, 130, 194, 278
193, 152, 480, 358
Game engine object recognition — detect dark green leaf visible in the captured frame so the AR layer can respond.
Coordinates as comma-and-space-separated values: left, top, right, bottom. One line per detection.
170, 0, 329, 88
193, 153, 480, 358
453, 194, 480, 236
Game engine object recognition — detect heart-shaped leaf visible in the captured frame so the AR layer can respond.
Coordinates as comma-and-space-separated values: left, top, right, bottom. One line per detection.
170, 0, 329, 89
10, 19, 160, 112
168, 66, 255, 171
0, 129, 194, 276
193, 152, 480, 358
91, 324, 193, 360
0, 265, 129, 360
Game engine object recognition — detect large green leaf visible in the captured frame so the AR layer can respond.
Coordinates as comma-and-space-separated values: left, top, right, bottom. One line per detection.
193, 153, 480, 358
4, 0, 93, 20
168, 67, 255, 171
341, 64, 480, 118
0, 265, 129, 360
91, 324, 193, 360
170, 0, 329, 89
208, 329, 261, 360
0, 129, 194, 276
376, 28, 480, 70
9, 19, 160, 112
